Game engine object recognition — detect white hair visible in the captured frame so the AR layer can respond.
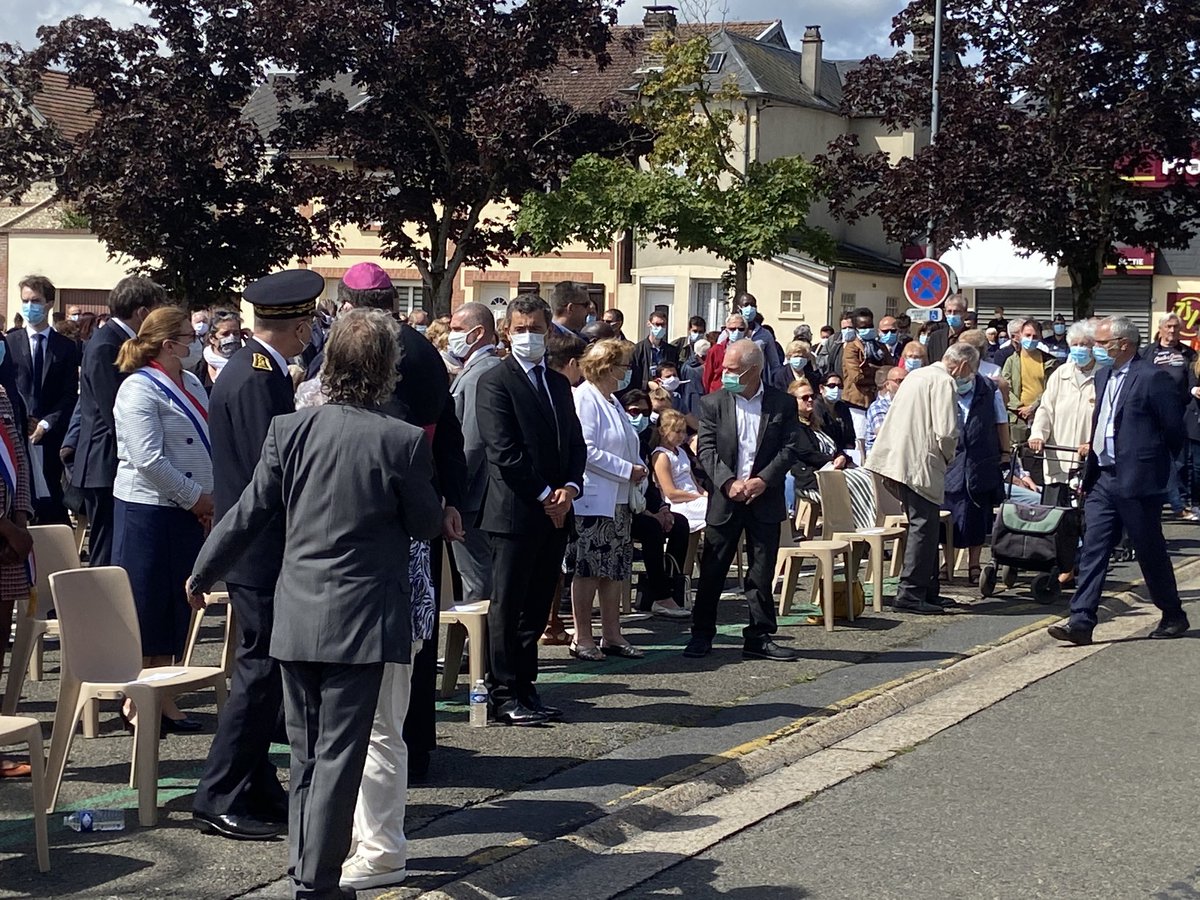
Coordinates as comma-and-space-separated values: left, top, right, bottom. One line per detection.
726, 338, 764, 369
1066, 319, 1094, 345
1103, 315, 1140, 347
1007, 318, 1026, 338
942, 341, 980, 371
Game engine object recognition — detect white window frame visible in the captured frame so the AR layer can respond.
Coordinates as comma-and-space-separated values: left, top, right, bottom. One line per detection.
780, 290, 804, 318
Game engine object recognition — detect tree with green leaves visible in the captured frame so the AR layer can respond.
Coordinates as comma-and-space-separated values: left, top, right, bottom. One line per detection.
26, 1, 331, 306
517, 32, 833, 295
818, 0, 1200, 318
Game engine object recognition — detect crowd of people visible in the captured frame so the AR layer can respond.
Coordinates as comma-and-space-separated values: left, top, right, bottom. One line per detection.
0, 269, 1193, 898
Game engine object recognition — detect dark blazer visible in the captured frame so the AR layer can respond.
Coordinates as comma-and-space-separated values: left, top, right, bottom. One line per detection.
697, 385, 802, 526
771, 364, 820, 394
208, 339, 296, 588
6, 326, 79, 442
71, 322, 128, 489
193, 405, 444, 665
789, 422, 840, 494
476, 354, 586, 535
1083, 354, 1184, 498
630, 337, 680, 392
818, 399, 856, 451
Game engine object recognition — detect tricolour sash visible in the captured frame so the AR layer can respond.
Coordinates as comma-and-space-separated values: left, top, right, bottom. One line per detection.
135, 366, 211, 456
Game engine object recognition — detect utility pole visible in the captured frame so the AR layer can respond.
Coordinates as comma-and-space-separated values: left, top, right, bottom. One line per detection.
925, 0, 944, 259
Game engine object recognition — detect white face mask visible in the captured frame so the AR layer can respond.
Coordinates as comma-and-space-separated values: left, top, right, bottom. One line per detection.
660, 375, 681, 392
447, 326, 481, 361
510, 331, 546, 363
194, 321, 210, 338
175, 338, 203, 368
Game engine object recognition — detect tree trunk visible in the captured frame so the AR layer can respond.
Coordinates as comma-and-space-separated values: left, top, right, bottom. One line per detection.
734, 256, 749, 296
1065, 243, 1107, 320
425, 267, 455, 318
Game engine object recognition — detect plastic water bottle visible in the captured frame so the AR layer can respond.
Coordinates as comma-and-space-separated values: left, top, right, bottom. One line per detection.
469, 680, 489, 728
64, 809, 125, 832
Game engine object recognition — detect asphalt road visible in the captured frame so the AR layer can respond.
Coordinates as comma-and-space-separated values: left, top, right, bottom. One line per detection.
627, 618, 1200, 900
0, 520, 1194, 898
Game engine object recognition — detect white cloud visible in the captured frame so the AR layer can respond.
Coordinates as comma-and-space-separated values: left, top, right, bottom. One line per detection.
0, 0, 149, 49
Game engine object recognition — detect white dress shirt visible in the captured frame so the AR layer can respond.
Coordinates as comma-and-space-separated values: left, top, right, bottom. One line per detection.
733, 384, 765, 480
1096, 359, 1131, 466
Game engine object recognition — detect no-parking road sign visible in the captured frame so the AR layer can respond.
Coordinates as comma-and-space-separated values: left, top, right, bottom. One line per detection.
904, 259, 957, 309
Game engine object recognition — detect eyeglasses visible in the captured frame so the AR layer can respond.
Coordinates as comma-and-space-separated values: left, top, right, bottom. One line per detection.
797, 395, 815, 402
880, 328, 897, 334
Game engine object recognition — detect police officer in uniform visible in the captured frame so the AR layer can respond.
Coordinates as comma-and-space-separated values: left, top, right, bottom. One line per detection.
193, 269, 324, 841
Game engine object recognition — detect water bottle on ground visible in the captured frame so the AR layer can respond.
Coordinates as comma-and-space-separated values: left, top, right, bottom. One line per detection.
64, 809, 125, 832
469, 679, 489, 728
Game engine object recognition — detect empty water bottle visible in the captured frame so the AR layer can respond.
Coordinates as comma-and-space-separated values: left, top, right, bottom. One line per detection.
64, 809, 125, 832
469, 679, 489, 728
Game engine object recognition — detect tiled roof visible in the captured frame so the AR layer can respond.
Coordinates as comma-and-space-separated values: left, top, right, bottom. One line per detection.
31, 71, 97, 142
242, 72, 367, 142
543, 21, 782, 111
704, 31, 851, 111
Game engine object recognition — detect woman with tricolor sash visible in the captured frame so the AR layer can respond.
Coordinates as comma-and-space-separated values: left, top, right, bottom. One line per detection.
113, 307, 214, 733
0, 378, 35, 776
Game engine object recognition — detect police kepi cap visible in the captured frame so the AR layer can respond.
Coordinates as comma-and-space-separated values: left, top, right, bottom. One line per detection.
342, 262, 393, 291
243, 269, 325, 320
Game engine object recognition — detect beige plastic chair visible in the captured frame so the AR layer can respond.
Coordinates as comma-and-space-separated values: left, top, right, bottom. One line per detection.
776, 539, 854, 632
182, 587, 237, 678
45, 567, 228, 827
871, 472, 956, 581
438, 550, 488, 700
3, 525, 79, 716
817, 470, 905, 613
0, 715, 49, 871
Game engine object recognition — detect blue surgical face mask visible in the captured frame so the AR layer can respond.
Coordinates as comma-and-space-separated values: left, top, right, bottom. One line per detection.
0, 341, 7, 367
1092, 345, 1115, 367
879, 331, 897, 346
727, 329, 745, 343
955, 376, 974, 395
789, 356, 808, 370
918, 334, 929, 346
585, 314, 596, 325
841, 328, 856, 342
946, 314, 964, 330
628, 413, 649, 433
857, 327, 876, 341
1069, 346, 1093, 367
741, 306, 757, 322
823, 386, 842, 402
721, 371, 746, 394
1053, 323, 1066, 336
415, 324, 428, 335
649, 324, 666, 340
1020, 337, 1037, 351
616, 367, 633, 391
21, 302, 46, 326
689, 331, 702, 343
903, 357, 922, 372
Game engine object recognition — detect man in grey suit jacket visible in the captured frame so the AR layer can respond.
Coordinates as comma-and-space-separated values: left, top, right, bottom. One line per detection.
448, 302, 504, 604
187, 309, 443, 900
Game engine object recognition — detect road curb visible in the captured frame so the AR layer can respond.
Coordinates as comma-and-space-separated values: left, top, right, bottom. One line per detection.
416, 562, 1187, 900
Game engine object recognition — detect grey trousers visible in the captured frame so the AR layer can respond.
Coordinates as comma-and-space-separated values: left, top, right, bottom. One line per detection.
282, 660, 384, 900
451, 515, 494, 603
887, 479, 942, 605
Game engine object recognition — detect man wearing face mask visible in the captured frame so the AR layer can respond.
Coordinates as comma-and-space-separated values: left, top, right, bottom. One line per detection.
8, 275, 80, 524
924, 294, 969, 364
673, 316, 708, 357
825, 314, 856, 380
842, 307, 894, 442
1049, 316, 1189, 645
629, 309, 679, 393
734, 293, 781, 380
1001, 319, 1059, 447
1043, 314, 1070, 361
702, 312, 748, 393
194, 269, 324, 842
447, 302, 504, 607
477, 296, 586, 724
409, 308, 431, 335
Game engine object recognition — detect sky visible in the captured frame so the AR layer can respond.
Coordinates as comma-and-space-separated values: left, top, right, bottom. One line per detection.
1, 0, 903, 61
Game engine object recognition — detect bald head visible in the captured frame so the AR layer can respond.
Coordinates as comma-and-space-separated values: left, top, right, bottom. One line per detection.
449, 301, 496, 360
722, 337, 764, 394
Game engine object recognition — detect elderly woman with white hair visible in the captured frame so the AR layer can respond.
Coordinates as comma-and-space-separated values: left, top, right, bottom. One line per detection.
1029, 319, 1098, 497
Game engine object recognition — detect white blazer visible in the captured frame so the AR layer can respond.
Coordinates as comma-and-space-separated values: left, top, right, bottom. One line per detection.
572, 380, 641, 518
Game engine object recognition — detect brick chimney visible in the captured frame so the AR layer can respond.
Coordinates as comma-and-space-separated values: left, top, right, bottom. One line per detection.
801, 25, 823, 94
643, 5, 678, 39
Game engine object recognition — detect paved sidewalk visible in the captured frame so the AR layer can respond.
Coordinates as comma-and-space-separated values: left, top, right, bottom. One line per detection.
0, 520, 1193, 898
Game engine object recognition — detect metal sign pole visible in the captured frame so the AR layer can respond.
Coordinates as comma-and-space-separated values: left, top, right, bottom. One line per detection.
925, 0, 945, 260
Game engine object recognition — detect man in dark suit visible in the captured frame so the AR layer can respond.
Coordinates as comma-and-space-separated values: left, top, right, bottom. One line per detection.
193, 270, 324, 842
71, 276, 166, 565
9, 275, 80, 524
629, 308, 680, 393
1049, 316, 1189, 645
477, 295, 586, 725
684, 339, 803, 661
924, 294, 968, 364
188, 308, 444, 899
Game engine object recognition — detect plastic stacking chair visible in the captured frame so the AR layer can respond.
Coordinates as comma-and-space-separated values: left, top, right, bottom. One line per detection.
776, 539, 855, 632
817, 470, 905, 613
870, 472, 955, 582
437, 551, 489, 701
182, 587, 237, 679
3, 525, 80, 716
0, 715, 49, 871
45, 567, 228, 827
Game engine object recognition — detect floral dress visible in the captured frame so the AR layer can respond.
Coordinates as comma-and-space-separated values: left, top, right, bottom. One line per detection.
0, 388, 33, 607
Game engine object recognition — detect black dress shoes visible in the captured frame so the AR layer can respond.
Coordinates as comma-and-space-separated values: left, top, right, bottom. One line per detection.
742, 640, 798, 662
194, 811, 282, 841
682, 636, 713, 658
1047, 623, 1093, 646
525, 697, 563, 720
493, 702, 549, 726
161, 715, 203, 734
1149, 616, 1190, 639
894, 598, 946, 614
251, 799, 289, 825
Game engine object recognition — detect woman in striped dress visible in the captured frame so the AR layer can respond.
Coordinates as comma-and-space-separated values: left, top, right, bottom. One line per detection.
113, 307, 214, 733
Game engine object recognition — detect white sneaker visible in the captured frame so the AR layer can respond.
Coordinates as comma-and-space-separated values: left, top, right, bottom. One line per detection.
339, 854, 407, 890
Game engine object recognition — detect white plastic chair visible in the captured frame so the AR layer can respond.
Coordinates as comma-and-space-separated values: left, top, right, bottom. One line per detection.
45, 567, 228, 827
0, 715, 49, 871
817, 470, 906, 613
3, 525, 79, 716
182, 587, 237, 679
438, 550, 489, 701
